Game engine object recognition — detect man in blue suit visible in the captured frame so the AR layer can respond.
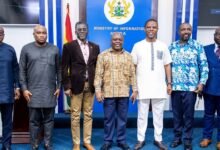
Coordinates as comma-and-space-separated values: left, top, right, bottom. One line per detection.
0, 26, 20, 150
200, 27, 220, 150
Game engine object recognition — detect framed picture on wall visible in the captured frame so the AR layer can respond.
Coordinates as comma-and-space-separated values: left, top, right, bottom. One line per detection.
198, 0, 220, 27
0, 0, 39, 24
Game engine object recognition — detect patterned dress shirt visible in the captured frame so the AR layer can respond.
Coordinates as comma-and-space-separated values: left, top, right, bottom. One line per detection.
169, 39, 209, 91
94, 48, 137, 97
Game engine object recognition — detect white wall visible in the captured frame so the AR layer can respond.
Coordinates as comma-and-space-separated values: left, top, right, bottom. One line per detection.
197, 27, 216, 46
3, 25, 35, 60
158, 0, 174, 46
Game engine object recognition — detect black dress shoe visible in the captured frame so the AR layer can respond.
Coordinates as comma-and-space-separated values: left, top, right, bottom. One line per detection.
1, 147, 11, 150
44, 145, 53, 150
117, 143, 130, 150
134, 141, 145, 150
31, 146, 39, 150
153, 140, 167, 150
100, 143, 111, 150
184, 143, 192, 150
170, 140, 182, 148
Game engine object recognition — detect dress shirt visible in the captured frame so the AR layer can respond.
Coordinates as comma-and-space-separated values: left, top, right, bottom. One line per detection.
94, 48, 137, 98
169, 39, 209, 91
77, 39, 89, 79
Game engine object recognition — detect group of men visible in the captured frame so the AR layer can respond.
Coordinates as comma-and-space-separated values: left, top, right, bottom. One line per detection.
0, 19, 219, 150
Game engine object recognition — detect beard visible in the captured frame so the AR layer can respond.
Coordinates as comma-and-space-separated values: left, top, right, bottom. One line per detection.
181, 34, 190, 42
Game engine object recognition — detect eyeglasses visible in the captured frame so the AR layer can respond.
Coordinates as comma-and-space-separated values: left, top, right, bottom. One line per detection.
76, 28, 87, 32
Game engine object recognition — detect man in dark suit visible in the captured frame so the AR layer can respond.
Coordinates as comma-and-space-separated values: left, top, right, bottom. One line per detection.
62, 21, 100, 150
200, 27, 220, 150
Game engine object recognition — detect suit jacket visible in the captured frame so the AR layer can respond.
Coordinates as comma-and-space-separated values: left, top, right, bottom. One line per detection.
203, 44, 220, 96
62, 40, 100, 94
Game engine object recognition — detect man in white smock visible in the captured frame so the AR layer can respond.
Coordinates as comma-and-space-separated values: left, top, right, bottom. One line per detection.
131, 19, 172, 150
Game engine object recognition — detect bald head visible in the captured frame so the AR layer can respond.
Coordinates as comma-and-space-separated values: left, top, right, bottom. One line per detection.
33, 24, 47, 34
33, 24, 47, 46
111, 32, 124, 51
111, 32, 123, 40
0, 26, 5, 43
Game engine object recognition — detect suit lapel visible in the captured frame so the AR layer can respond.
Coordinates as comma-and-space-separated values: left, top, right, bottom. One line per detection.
87, 42, 93, 63
74, 40, 86, 64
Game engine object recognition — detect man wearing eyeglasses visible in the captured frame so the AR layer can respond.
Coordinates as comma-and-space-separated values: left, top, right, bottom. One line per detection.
62, 21, 100, 150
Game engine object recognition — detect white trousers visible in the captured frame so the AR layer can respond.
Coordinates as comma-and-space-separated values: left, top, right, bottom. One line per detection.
137, 99, 165, 142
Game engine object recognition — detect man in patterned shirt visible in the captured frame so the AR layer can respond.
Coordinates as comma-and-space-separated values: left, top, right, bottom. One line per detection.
169, 23, 209, 150
94, 32, 138, 150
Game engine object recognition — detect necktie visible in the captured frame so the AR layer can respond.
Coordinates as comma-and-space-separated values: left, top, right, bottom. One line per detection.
216, 46, 220, 58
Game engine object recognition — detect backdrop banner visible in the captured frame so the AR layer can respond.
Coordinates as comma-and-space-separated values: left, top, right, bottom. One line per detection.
87, 0, 152, 112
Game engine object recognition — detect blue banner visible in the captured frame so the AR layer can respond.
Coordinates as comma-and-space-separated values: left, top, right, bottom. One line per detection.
87, 0, 152, 112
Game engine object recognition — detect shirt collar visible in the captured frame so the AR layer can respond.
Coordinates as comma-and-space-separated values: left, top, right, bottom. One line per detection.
177, 38, 193, 46
215, 43, 220, 52
109, 48, 125, 53
77, 39, 88, 45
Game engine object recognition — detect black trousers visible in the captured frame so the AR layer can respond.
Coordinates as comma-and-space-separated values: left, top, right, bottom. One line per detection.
0, 103, 13, 149
29, 107, 55, 149
171, 91, 197, 143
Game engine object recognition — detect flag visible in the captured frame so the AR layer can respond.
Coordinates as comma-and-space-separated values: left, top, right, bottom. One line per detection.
64, 3, 73, 43
63, 3, 73, 112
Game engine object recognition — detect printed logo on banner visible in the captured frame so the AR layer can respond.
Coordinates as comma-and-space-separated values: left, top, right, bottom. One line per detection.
104, 0, 134, 25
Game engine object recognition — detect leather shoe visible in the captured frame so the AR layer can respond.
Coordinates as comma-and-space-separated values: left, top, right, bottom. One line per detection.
31, 146, 39, 150
100, 144, 111, 150
199, 139, 211, 147
217, 142, 220, 150
117, 143, 130, 150
1, 147, 11, 150
73, 144, 80, 150
134, 141, 145, 150
153, 140, 167, 150
44, 145, 53, 150
184, 143, 192, 150
170, 140, 182, 148
83, 143, 95, 150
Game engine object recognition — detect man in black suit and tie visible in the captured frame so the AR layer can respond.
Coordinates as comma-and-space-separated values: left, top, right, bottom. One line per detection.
62, 21, 100, 150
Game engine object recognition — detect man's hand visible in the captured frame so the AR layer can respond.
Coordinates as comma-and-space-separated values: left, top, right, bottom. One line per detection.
167, 84, 172, 95
96, 91, 104, 102
64, 89, 72, 97
14, 88, 20, 100
23, 90, 32, 102
130, 91, 138, 104
54, 89, 60, 98
194, 83, 203, 94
